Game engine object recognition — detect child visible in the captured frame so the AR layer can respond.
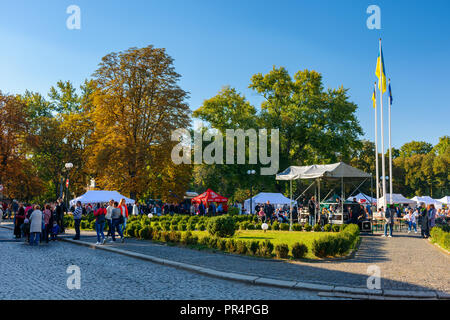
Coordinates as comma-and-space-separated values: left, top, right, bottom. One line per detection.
51, 222, 60, 241
21, 218, 30, 242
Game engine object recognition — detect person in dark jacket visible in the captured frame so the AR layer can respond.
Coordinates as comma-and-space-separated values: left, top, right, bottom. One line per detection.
55, 198, 66, 233
419, 203, 429, 238
308, 196, 317, 225
14, 203, 26, 238
263, 201, 274, 223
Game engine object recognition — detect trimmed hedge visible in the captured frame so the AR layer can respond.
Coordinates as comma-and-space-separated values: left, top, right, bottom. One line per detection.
430, 225, 450, 251
207, 215, 236, 238
291, 242, 308, 259
312, 224, 360, 258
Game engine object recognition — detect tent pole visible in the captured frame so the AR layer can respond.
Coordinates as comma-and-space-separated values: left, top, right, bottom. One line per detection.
289, 179, 293, 231
341, 177, 344, 218
317, 178, 321, 226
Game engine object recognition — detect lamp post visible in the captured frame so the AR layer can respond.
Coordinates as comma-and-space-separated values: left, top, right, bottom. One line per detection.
247, 170, 256, 215
65, 162, 73, 209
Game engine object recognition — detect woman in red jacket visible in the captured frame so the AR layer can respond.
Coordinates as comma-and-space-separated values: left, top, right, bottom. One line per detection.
118, 199, 128, 233
94, 203, 107, 245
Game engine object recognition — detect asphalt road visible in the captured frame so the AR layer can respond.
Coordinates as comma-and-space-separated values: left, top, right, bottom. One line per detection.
0, 227, 331, 300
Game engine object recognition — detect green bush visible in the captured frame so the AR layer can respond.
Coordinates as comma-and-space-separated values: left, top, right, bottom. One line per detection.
331, 224, 341, 232
196, 223, 206, 231
292, 223, 303, 231
323, 224, 332, 232
187, 223, 196, 231
138, 226, 153, 240
246, 223, 255, 230
228, 207, 239, 216
206, 215, 236, 238
217, 238, 227, 251
168, 231, 181, 243
254, 222, 262, 231
312, 235, 335, 257
235, 240, 248, 254
199, 236, 211, 246
162, 221, 171, 231
272, 221, 280, 230
239, 221, 249, 230
247, 241, 259, 255
280, 223, 290, 231
291, 242, 308, 259
257, 240, 274, 257
159, 231, 170, 242
313, 224, 322, 232
178, 223, 187, 231
304, 223, 312, 232
170, 224, 178, 231
274, 243, 289, 259
430, 226, 450, 251
225, 239, 237, 253
208, 237, 219, 249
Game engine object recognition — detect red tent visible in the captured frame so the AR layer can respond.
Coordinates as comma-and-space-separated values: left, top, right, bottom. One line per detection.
191, 189, 228, 205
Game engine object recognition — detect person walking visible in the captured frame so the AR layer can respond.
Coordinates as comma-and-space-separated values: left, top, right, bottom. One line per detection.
29, 205, 43, 246
105, 199, 114, 239
308, 196, 316, 225
419, 203, 429, 238
73, 201, 83, 240
263, 201, 274, 224
94, 204, 106, 245
118, 198, 129, 234
110, 201, 124, 243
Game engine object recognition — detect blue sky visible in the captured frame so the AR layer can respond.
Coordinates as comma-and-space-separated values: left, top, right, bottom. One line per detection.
0, 0, 449, 149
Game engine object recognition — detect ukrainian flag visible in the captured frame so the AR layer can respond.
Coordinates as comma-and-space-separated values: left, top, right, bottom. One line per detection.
375, 43, 387, 93
372, 88, 376, 108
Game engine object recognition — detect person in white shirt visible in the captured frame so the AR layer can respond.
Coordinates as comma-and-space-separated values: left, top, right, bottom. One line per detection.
105, 199, 114, 239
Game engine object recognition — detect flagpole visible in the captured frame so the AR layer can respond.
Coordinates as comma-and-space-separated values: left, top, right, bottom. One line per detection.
388, 78, 393, 206
374, 82, 380, 213
379, 38, 387, 210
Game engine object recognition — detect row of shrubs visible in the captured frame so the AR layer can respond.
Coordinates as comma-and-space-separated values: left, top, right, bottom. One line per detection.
125, 224, 310, 259
311, 224, 360, 258
430, 225, 450, 251
238, 221, 344, 232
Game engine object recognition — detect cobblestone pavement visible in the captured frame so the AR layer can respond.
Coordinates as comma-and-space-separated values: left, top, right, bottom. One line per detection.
58, 226, 449, 293
0, 227, 333, 300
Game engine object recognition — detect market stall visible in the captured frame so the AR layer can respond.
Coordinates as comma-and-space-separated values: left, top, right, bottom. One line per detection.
69, 190, 135, 206
243, 192, 294, 214
191, 189, 228, 205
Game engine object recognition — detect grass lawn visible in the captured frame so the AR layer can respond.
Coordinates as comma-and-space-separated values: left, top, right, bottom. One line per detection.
190, 230, 336, 259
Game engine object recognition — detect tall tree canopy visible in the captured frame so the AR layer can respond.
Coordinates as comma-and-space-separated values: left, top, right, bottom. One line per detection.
89, 45, 191, 200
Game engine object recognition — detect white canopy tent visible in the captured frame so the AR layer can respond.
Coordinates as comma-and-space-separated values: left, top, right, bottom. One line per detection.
410, 196, 443, 209
276, 162, 371, 180
276, 162, 372, 229
438, 196, 450, 205
346, 193, 376, 204
70, 190, 135, 206
244, 193, 295, 214
377, 194, 415, 207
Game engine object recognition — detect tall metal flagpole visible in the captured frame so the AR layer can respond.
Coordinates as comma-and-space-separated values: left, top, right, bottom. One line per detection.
388, 78, 393, 205
374, 82, 380, 213
379, 38, 387, 210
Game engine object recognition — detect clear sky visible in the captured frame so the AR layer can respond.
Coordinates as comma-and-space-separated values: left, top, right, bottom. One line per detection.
0, 0, 449, 149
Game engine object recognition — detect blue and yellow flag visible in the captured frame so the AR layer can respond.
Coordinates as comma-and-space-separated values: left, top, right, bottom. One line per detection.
375, 44, 387, 93
388, 81, 393, 105
372, 88, 376, 108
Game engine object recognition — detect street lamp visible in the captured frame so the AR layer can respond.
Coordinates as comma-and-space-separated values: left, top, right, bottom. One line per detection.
65, 163, 73, 209
247, 170, 256, 215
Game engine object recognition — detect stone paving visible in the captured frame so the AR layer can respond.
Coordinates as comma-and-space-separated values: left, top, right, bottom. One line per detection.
56, 225, 449, 294
0, 227, 332, 300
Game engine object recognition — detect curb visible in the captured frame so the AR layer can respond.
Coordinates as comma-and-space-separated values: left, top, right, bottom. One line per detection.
1, 224, 448, 300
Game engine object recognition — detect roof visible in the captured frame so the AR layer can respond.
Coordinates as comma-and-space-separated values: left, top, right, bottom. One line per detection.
69, 190, 135, 206
276, 162, 371, 180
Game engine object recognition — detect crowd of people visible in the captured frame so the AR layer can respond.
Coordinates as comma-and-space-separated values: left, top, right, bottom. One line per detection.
1, 195, 449, 244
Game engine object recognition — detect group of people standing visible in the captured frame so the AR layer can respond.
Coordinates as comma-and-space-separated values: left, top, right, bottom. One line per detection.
72, 198, 129, 245
3, 198, 67, 245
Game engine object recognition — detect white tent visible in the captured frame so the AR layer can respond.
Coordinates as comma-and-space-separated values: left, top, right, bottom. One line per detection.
346, 193, 376, 204
438, 196, 450, 204
377, 193, 415, 207
244, 193, 294, 214
411, 196, 443, 209
70, 190, 135, 206
276, 162, 371, 180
